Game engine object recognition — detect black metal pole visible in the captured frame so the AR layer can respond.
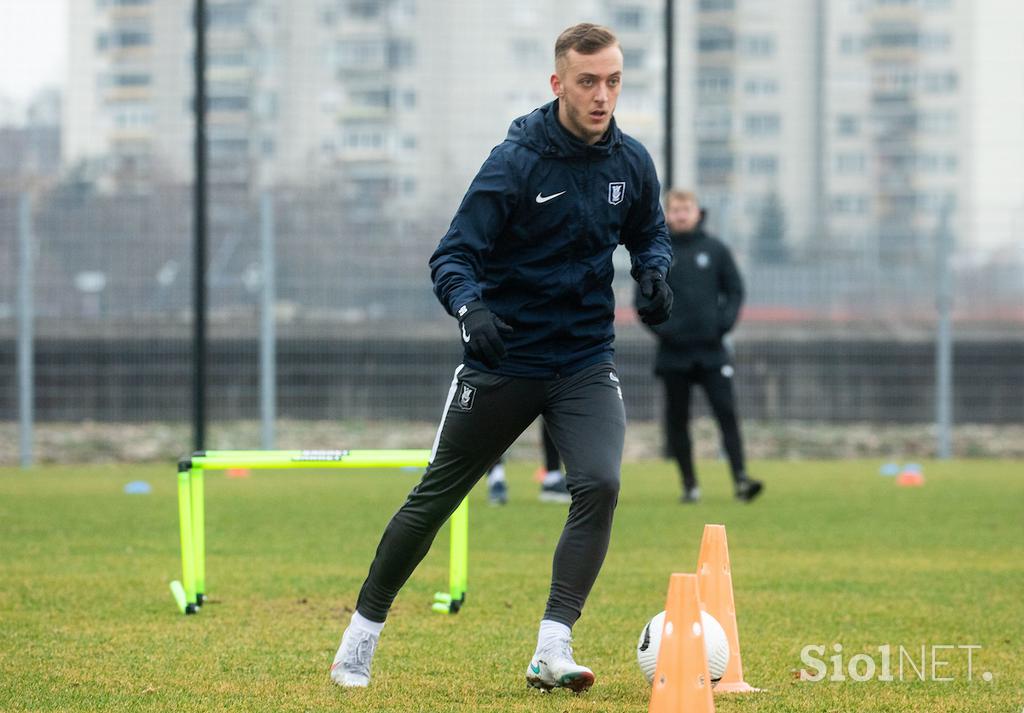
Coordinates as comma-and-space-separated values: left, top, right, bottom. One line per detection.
193, 0, 208, 451
663, 0, 675, 190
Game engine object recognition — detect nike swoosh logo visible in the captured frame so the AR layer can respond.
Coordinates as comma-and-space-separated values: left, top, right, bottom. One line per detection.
530, 663, 541, 674
536, 191, 567, 204
461, 323, 471, 343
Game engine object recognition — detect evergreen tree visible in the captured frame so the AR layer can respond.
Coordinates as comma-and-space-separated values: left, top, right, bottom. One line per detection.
753, 191, 788, 264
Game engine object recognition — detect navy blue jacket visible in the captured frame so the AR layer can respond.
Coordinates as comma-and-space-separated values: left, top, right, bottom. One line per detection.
430, 100, 672, 377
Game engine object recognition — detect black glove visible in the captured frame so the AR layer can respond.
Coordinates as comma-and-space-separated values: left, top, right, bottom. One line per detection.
636, 269, 673, 326
456, 301, 514, 368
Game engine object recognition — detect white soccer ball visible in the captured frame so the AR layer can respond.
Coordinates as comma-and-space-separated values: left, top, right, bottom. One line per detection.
637, 610, 730, 686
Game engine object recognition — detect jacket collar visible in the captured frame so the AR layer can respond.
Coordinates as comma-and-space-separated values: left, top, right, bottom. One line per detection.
507, 100, 622, 158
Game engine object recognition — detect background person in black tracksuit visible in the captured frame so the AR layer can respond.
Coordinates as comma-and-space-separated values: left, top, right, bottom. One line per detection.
637, 189, 763, 504
331, 24, 673, 694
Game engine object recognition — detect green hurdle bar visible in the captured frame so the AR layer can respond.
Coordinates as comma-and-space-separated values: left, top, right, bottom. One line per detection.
170, 449, 469, 616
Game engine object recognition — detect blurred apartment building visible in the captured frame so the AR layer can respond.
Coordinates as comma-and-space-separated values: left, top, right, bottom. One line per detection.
692, 0, 1023, 257
63, 0, 665, 223
63, 0, 1022, 252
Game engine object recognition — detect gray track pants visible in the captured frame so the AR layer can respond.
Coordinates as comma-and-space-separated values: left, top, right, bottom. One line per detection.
355, 361, 626, 627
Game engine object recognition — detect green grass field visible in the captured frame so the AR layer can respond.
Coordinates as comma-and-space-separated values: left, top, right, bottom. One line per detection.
1, 459, 1021, 712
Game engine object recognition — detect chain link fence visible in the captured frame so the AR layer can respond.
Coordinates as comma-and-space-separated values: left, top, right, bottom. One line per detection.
2, 0, 1022, 463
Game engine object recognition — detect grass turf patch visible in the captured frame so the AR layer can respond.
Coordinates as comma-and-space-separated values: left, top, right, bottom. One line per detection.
1, 459, 1021, 712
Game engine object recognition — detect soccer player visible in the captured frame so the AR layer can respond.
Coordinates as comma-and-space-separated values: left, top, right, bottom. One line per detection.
331, 23, 673, 694
637, 189, 763, 503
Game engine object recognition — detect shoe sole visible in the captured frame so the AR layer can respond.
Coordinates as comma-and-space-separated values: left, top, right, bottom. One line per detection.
526, 670, 595, 694
329, 666, 369, 688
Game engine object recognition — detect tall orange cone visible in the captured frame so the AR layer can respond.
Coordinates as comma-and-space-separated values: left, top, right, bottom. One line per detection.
696, 524, 759, 693
648, 573, 716, 713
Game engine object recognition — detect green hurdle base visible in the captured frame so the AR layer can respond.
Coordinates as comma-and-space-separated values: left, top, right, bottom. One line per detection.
171, 449, 469, 616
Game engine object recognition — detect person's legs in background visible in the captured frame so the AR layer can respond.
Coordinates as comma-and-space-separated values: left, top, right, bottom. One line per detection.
662, 370, 700, 502
538, 418, 570, 503
700, 364, 763, 502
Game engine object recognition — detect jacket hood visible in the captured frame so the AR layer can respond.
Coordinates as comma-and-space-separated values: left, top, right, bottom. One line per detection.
505, 100, 623, 159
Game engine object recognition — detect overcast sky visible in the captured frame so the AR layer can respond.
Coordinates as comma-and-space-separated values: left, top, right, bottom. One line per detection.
0, 0, 67, 102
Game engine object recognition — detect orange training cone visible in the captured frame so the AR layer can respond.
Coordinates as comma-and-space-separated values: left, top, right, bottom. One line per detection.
896, 469, 924, 487
648, 573, 716, 713
696, 524, 759, 693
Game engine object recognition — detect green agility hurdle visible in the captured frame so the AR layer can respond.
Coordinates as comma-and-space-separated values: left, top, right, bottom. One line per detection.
170, 449, 469, 616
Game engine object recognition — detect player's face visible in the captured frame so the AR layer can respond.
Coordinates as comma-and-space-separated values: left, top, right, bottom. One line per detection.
666, 198, 701, 233
551, 45, 623, 145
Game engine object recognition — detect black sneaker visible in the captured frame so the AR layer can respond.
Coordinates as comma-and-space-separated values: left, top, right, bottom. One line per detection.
735, 478, 764, 502
680, 486, 701, 504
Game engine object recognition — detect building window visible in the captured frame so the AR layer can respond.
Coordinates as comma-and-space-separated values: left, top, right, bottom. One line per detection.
698, 69, 733, 95
747, 154, 778, 175
743, 77, 778, 95
915, 153, 958, 173
697, 153, 734, 181
740, 35, 775, 57
388, 39, 415, 69
108, 102, 154, 128
695, 108, 733, 138
916, 110, 957, 134
106, 73, 151, 87
341, 125, 388, 151
836, 114, 859, 136
332, 40, 386, 70
614, 7, 645, 30
831, 194, 869, 214
208, 2, 248, 26
839, 34, 864, 54
350, 89, 391, 110
209, 51, 248, 67
834, 153, 866, 174
699, 27, 734, 53
921, 70, 958, 93
347, 0, 382, 19
872, 29, 950, 51
744, 113, 780, 136
97, 30, 152, 50
208, 96, 249, 112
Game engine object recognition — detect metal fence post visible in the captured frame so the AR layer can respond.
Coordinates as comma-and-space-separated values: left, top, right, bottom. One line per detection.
17, 193, 34, 468
260, 191, 277, 449
935, 198, 954, 459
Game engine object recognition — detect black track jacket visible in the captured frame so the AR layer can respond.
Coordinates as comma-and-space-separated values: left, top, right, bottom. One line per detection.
639, 217, 744, 372
430, 100, 672, 378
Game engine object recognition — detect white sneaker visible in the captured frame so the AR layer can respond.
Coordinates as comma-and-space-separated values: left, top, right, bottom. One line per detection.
329, 625, 379, 688
538, 476, 571, 504
525, 638, 595, 693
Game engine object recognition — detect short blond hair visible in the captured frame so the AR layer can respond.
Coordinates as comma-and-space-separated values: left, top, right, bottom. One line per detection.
666, 189, 699, 206
554, 23, 619, 71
